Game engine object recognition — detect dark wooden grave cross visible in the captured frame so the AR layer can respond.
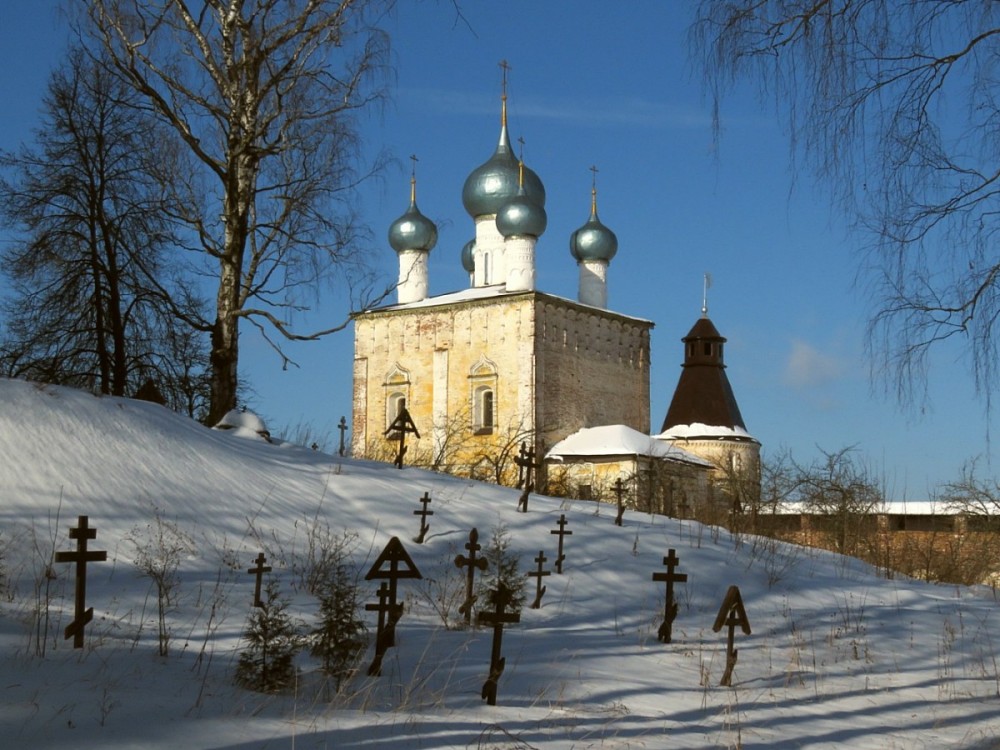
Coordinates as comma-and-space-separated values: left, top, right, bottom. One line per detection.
514, 442, 541, 512
612, 477, 627, 527
550, 514, 573, 574
712, 585, 751, 687
365, 536, 422, 676
54, 515, 107, 649
247, 552, 272, 608
365, 581, 404, 676
479, 584, 521, 706
652, 548, 687, 643
527, 550, 550, 609
454, 527, 489, 625
413, 491, 433, 544
384, 406, 420, 469
338, 415, 348, 456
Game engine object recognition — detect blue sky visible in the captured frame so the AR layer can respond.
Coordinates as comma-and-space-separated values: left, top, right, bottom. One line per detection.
0, 2, 992, 498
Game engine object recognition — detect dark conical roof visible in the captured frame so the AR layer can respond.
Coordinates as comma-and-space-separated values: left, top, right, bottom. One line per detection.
660, 315, 748, 433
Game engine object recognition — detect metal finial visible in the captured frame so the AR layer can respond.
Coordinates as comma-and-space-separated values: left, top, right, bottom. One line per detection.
409, 154, 418, 204
702, 272, 712, 316
499, 60, 511, 127
517, 136, 526, 187
589, 165, 599, 214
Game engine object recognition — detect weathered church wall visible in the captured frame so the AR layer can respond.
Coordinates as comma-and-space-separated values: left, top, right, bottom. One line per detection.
352, 291, 652, 477
534, 295, 651, 451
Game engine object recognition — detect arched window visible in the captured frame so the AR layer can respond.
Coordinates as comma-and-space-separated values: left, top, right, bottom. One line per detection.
468, 355, 498, 434
474, 385, 494, 434
383, 364, 411, 429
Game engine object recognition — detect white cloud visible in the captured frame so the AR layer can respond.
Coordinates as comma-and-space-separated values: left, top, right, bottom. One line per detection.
784, 338, 846, 388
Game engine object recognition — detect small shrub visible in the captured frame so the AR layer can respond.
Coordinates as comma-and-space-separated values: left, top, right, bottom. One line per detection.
476, 523, 525, 620
310, 560, 367, 691
235, 579, 303, 692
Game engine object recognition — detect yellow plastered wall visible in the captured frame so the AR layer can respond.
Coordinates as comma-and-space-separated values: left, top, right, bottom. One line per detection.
352, 291, 652, 478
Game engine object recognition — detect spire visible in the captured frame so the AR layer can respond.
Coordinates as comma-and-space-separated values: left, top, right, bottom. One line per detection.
702, 272, 712, 317
409, 153, 418, 205
500, 59, 510, 132
590, 164, 599, 216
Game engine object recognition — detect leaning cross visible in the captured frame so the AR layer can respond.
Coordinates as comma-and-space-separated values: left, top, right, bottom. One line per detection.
514, 442, 541, 513
54, 515, 108, 649
338, 415, 348, 456
652, 548, 688, 643
712, 585, 751, 687
527, 550, 550, 609
384, 407, 420, 469
550, 514, 573, 574
612, 477, 627, 526
455, 528, 489, 625
413, 491, 433, 544
479, 584, 521, 706
247, 552, 272, 608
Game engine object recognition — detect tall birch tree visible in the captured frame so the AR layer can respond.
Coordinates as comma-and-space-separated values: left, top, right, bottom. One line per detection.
82, 0, 390, 424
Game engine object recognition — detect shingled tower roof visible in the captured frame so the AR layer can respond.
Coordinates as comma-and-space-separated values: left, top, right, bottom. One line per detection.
660, 315, 747, 433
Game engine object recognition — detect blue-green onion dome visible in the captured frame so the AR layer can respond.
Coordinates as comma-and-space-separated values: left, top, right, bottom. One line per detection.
462, 117, 545, 217
496, 184, 547, 238
461, 238, 476, 273
388, 182, 437, 253
570, 191, 617, 262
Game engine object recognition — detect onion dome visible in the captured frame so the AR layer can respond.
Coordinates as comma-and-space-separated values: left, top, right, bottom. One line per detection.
570, 185, 617, 262
388, 176, 437, 253
461, 238, 476, 273
496, 162, 547, 238
462, 96, 545, 217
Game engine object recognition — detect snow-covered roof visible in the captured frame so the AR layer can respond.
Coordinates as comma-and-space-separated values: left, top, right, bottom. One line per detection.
655, 422, 758, 442
546, 424, 713, 467
363, 284, 653, 323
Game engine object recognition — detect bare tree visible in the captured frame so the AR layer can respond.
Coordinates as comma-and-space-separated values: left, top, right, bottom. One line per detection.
81, 0, 392, 424
939, 458, 1000, 524
792, 446, 884, 556
692, 2, 1000, 410
0, 48, 207, 409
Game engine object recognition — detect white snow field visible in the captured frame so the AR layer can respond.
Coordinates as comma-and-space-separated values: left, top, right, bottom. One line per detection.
1, 378, 998, 749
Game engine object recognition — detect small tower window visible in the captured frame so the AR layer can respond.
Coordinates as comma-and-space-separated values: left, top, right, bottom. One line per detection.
703, 342, 712, 356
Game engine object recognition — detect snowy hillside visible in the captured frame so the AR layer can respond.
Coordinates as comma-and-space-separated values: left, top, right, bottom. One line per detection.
1, 378, 998, 749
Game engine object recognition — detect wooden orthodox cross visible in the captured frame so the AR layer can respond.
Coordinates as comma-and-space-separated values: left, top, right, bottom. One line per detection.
412, 491, 433, 544
479, 584, 521, 706
514, 442, 541, 513
365, 581, 404, 676
247, 552, 272, 608
550, 514, 573, 574
652, 548, 687, 643
365, 537, 421, 675
54, 515, 107, 648
612, 477, 627, 527
455, 528, 489, 625
338, 415, 348, 456
712, 585, 751, 686
527, 550, 550, 609
384, 406, 419, 469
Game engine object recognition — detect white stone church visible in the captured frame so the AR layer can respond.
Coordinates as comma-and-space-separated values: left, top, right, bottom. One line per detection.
351, 82, 760, 514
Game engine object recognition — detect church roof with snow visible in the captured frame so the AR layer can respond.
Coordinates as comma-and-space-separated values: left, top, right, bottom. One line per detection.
546, 425, 713, 467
